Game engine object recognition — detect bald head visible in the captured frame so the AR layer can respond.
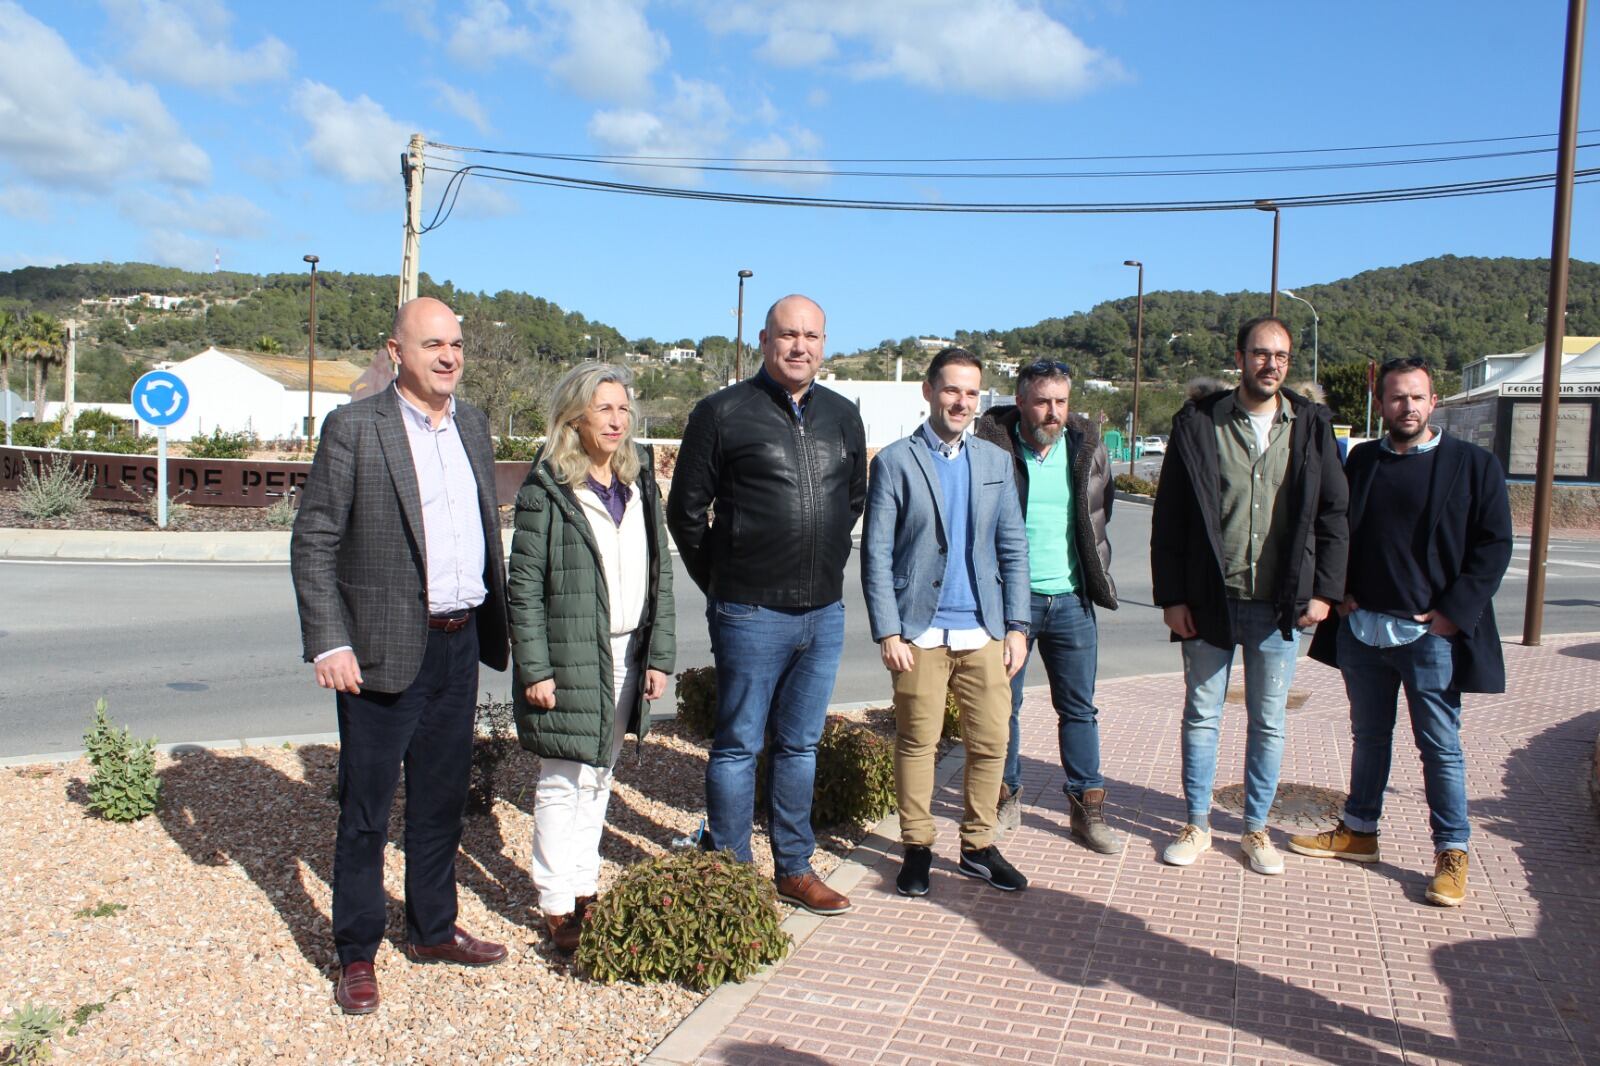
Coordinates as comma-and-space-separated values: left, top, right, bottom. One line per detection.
387, 296, 464, 418
759, 294, 826, 399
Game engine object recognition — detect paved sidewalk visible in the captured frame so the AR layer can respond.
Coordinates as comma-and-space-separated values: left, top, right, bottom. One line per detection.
658, 634, 1600, 1066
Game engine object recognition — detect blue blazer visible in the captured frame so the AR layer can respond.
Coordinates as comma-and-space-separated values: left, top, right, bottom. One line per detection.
862, 431, 1030, 642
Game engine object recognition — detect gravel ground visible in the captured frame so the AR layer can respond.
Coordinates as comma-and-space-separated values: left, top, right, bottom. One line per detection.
1, 717, 884, 1065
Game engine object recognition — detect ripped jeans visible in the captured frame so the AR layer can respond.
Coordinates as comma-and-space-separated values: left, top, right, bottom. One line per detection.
1178, 598, 1301, 833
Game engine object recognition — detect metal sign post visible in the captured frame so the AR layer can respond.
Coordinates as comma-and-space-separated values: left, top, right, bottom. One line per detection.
130, 370, 190, 530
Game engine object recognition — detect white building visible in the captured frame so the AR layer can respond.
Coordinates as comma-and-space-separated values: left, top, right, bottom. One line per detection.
662, 347, 700, 364
821, 380, 1013, 447
146, 346, 367, 441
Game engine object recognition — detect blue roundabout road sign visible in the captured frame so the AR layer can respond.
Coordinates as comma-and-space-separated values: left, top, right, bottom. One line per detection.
131, 370, 190, 427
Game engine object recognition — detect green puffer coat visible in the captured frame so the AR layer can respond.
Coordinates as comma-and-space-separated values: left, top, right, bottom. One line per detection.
507, 447, 676, 767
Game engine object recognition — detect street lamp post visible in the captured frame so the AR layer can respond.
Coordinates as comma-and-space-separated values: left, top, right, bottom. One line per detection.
1123, 259, 1144, 476
1279, 289, 1320, 384
1255, 200, 1280, 317
303, 254, 319, 441
735, 269, 753, 383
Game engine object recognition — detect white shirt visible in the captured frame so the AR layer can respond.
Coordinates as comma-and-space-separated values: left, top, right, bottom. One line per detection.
908, 420, 989, 651
575, 481, 649, 635
396, 387, 488, 615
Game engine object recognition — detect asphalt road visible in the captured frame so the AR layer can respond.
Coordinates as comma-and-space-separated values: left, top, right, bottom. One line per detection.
3, 502, 1597, 759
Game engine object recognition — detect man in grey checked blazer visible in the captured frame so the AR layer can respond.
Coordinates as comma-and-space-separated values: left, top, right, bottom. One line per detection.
291, 296, 510, 1015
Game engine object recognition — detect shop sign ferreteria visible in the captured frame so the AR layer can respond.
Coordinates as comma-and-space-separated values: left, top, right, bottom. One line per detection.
1499, 382, 1600, 396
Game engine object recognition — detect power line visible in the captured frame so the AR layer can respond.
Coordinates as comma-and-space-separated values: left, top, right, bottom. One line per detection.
418, 161, 1600, 219
426, 128, 1599, 166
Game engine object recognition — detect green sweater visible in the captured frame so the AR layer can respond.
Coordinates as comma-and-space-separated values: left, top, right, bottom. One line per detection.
507, 449, 676, 767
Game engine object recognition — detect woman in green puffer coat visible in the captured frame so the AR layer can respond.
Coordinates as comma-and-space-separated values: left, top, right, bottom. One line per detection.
507, 361, 675, 955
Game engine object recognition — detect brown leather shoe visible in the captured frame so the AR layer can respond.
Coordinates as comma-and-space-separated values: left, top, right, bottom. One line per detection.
774, 873, 852, 916
545, 912, 582, 955
334, 961, 379, 1015
402, 926, 508, 966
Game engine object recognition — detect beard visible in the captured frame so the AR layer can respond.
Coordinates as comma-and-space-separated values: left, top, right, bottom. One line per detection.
1389, 417, 1430, 445
1240, 371, 1282, 404
1024, 419, 1064, 450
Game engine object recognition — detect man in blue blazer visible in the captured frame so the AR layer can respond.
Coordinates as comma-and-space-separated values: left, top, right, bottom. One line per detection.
863, 348, 1032, 897
1292, 357, 1513, 907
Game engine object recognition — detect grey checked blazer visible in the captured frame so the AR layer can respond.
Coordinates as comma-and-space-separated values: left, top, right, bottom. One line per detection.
290, 387, 510, 694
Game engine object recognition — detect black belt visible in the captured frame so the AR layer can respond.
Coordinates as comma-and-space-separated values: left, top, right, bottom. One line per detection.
428, 610, 473, 633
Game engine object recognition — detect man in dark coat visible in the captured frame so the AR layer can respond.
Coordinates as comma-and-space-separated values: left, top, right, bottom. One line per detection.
291, 297, 510, 1015
1290, 357, 1512, 907
1150, 316, 1348, 877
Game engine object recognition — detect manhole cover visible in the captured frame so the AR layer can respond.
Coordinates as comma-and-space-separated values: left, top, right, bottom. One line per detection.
166, 682, 209, 692
1213, 782, 1345, 830
1225, 684, 1311, 709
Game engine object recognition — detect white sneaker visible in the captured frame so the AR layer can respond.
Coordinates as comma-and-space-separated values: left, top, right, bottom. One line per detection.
1162, 824, 1211, 866
1242, 830, 1285, 875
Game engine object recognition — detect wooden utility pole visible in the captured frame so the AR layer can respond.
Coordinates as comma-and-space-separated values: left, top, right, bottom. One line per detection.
398, 133, 426, 307
62, 318, 78, 432
1523, 0, 1588, 646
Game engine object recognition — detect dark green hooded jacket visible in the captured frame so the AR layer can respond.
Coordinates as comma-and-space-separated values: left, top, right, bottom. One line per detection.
507, 447, 676, 766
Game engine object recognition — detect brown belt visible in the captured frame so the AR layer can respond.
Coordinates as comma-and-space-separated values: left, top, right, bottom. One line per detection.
427, 610, 472, 633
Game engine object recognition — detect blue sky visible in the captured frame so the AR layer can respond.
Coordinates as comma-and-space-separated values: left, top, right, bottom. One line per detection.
1, 0, 1596, 354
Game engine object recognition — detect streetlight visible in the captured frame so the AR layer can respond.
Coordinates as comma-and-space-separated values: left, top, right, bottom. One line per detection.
1123, 259, 1144, 475
735, 269, 753, 382
1279, 289, 1320, 384
303, 254, 319, 441
1254, 200, 1280, 317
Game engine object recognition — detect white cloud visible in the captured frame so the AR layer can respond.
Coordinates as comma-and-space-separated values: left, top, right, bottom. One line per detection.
144, 228, 216, 270
446, 0, 536, 66
589, 76, 734, 184
0, 251, 70, 271
293, 81, 415, 186
0, 1, 210, 190
543, 0, 668, 104
119, 189, 268, 238
706, 0, 1124, 99
739, 128, 830, 188
104, 0, 293, 91
0, 183, 51, 222
382, 0, 437, 40
430, 80, 492, 135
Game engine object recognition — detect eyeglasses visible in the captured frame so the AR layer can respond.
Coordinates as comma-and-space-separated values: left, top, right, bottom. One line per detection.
1019, 359, 1074, 380
1246, 348, 1290, 367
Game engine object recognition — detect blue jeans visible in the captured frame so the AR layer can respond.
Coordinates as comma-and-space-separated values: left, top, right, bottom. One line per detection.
1336, 620, 1470, 851
703, 598, 846, 877
1004, 592, 1101, 797
1180, 599, 1300, 832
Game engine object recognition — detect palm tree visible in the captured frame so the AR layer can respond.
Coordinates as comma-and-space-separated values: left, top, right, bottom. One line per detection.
21, 312, 65, 411
0, 312, 22, 444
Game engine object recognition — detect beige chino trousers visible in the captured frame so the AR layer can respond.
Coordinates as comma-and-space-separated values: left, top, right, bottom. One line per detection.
891, 640, 1010, 850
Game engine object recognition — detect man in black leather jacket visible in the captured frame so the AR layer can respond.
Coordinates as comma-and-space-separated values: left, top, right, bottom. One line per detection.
668, 294, 867, 916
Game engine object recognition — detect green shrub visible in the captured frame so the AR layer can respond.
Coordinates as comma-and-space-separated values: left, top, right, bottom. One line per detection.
9, 418, 62, 448
494, 436, 543, 462
674, 666, 718, 738
16, 453, 92, 519
1, 1002, 63, 1065
81, 699, 161, 822
71, 409, 126, 435
53, 431, 155, 455
577, 848, 790, 990
264, 494, 298, 529
941, 690, 961, 740
184, 427, 258, 459
811, 718, 897, 826
1113, 473, 1157, 496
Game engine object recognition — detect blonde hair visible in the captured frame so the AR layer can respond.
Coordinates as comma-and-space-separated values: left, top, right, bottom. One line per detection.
540, 361, 642, 486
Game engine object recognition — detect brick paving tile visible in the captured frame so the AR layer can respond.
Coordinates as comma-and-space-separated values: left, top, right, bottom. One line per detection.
666, 636, 1600, 1065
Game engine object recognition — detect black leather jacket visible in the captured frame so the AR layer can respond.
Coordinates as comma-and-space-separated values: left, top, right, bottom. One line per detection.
667, 370, 867, 608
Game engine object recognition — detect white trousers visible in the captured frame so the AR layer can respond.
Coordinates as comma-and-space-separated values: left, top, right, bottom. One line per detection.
531, 630, 638, 916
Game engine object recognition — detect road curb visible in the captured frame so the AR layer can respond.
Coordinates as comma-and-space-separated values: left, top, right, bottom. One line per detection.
0, 528, 524, 562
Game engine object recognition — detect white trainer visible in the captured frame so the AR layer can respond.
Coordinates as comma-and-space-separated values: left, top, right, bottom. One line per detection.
1242, 830, 1286, 876
1162, 824, 1211, 866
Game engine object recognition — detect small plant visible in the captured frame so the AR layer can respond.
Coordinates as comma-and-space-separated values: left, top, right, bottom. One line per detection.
81, 699, 161, 822
942, 690, 961, 740
674, 666, 718, 738
466, 698, 515, 815
810, 718, 897, 826
264, 493, 298, 529
1114, 473, 1157, 497
71, 409, 126, 435
1, 1002, 63, 1065
493, 436, 542, 462
73, 901, 127, 920
16, 453, 93, 520
142, 487, 193, 529
8, 418, 63, 448
577, 848, 790, 990
53, 431, 154, 455
184, 426, 258, 460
